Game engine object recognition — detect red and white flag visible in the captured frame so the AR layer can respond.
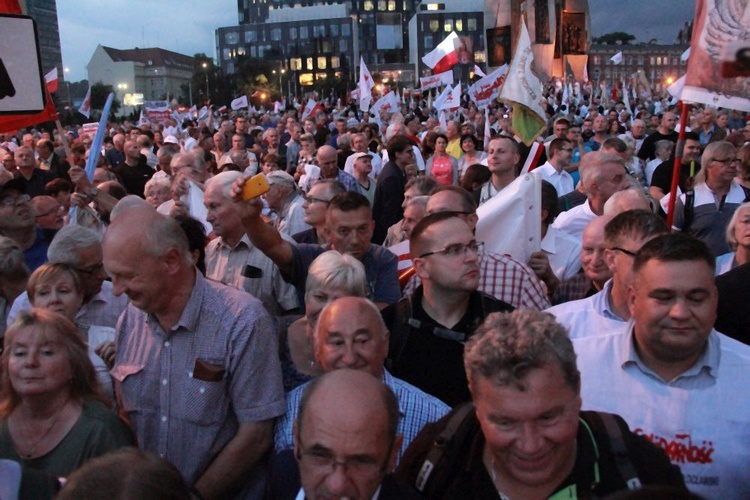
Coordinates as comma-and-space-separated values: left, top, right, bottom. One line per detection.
422, 31, 460, 74
437, 84, 461, 111
358, 57, 375, 111
301, 98, 323, 121
44, 68, 58, 94
473, 65, 486, 78
78, 85, 91, 119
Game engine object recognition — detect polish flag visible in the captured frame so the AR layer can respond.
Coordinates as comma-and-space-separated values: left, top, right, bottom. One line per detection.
44, 68, 58, 93
301, 98, 323, 121
422, 31, 460, 74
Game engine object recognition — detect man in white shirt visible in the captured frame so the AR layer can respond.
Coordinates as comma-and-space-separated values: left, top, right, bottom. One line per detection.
547, 210, 668, 339
573, 234, 750, 499
535, 138, 575, 196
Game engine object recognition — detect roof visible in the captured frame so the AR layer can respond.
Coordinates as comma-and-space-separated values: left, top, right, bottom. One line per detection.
101, 46, 194, 71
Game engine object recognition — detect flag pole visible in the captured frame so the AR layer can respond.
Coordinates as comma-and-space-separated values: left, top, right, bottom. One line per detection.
665, 100, 690, 229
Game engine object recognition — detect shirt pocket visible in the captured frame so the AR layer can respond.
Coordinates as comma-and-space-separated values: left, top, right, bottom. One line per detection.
178, 359, 228, 426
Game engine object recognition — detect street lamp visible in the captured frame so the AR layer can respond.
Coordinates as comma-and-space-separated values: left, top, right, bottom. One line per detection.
202, 62, 210, 101
273, 69, 286, 97
63, 67, 72, 106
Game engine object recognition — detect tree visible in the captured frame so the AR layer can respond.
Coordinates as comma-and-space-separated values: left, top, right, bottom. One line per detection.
593, 32, 636, 45
90, 82, 121, 120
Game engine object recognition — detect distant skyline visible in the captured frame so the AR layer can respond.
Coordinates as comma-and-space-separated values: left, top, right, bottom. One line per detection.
57, 0, 696, 82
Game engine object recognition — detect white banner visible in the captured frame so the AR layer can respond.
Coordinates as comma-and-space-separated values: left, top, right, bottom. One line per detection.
476, 173, 541, 263
419, 70, 454, 91
369, 92, 400, 117
144, 100, 170, 124
468, 64, 508, 108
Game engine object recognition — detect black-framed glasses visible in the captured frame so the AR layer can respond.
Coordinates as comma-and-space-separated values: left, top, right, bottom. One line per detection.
711, 158, 741, 165
1, 194, 30, 207
418, 241, 484, 259
303, 194, 331, 205
295, 435, 394, 480
611, 246, 637, 257
76, 263, 104, 275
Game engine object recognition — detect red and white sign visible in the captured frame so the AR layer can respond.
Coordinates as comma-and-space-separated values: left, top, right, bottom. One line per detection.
468, 64, 508, 108
144, 100, 170, 124
419, 70, 454, 91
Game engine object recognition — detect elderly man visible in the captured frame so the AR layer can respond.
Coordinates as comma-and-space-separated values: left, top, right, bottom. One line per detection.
274, 297, 449, 461
395, 309, 685, 498
344, 133, 382, 179
663, 141, 749, 256
105, 206, 285, 499
547, 210, 668, 338
551, 152, 631, 241
386, 212, 515, 405
29, 195, 65, 233
478, 136, 520, 206
204, 171, 299, 318
104, 133, 126, 168
445, 121, 462, 159
224, 133, 259, 175
7, 224, 128, 329
649, 131, 702, 200
350, 152, 375, 205
112, 140, 153, 198
291, 179, 346, 245
291, 369, 422, 500
263, 170, 309, 237
310, 144, 359, 194
573, 234, 750, 498
36, 138, 68, 180
13, 146, 55, 198
233, 185, 400, 308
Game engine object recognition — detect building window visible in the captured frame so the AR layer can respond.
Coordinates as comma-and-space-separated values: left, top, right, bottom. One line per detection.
339, 39, 347, 52
331, 56, 340, 69
237, 46, 246, 56
423, 35, 433, 49
250, 46, 257, 57
322, 41, 332, 52
300, 26, 308, 38
364, 0, 373, 10
245, 30, 256, 42
316, 73, 327, 81
342, 23, 350, 36
638, 55, 644, 65
300, 73, 314, 86
455, 20, 463, 32
627, 56, 632, 65
290, 58, 302, 70
306, 57, 314, 70
444, 20, 452, 32
650, 56, 655, 65
222, 48, 232, 60
331, 24, 338, 36
429, 20, 439, 33
378, 0, 386, 9
317, 56, 327, 69
271, 28, 281, 41
388, 0, 396, 10
468, 18, 477, 31
225, 32, 239, 45
474, 51, 486, 63
314, 24, 325, 37
290, 27, 297, 39
593, 55, 599, 64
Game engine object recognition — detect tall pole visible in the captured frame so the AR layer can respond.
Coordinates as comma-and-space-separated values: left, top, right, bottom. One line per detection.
202, 62, 210, 101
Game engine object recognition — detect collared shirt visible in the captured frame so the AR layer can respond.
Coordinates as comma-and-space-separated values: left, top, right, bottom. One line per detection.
541, 226, 582, 281
276, 193, 311, 237
205, 234, 299, 316
274, 369, 450, 462
545, 279, 626, 339
550, 198, 597, 242
573, 325, 750, 498
403, 252, 551, 310
112, 273, 285, 489
7, 280, 128, 328
535, 161, 575, 196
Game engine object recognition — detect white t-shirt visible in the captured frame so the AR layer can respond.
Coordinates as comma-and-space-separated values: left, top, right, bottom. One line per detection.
573, 326, 750, 499
550, 199, 597, 242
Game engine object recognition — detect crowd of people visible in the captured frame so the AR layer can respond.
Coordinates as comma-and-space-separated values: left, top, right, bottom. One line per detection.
0, 84, 749, 499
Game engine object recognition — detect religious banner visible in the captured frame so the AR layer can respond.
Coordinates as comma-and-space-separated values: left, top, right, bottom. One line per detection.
486, 25, 512, 67
682, 0, 750, 111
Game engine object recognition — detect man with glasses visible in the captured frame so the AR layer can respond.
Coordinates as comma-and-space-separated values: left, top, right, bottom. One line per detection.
547, 210, 668, 339
0, 179, 48, 272
30, 195, 65, 233
271, 298, 449, 496
663, 141, 750, 256
290, 368, 423, 500
535, 138, 576, 196
292, 179, 346, 245
384, 212, 514, 405
7, 224, 128, 334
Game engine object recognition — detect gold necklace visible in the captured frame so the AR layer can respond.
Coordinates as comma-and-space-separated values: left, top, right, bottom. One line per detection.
14, 396, 70, 460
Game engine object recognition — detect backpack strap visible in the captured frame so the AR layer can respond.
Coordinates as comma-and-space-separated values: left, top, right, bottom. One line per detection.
585, 412, 642, 491
386, 296, 413, 371
415, 403, 476, 495
683, 188, 695, 231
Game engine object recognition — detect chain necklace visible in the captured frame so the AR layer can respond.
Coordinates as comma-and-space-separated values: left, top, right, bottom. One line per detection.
13, 395, 71, 460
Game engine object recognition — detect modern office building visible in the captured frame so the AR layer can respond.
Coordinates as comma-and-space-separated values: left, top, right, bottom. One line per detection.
25, 0, 63, 81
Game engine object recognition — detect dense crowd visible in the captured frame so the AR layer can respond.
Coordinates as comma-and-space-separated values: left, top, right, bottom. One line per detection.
0, 85, 749, 499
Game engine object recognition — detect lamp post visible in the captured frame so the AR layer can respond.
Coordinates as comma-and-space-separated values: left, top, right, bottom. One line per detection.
202, 62, 210, 101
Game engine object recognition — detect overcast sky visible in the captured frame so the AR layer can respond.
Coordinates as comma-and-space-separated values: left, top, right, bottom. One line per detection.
58, 0, 696, 82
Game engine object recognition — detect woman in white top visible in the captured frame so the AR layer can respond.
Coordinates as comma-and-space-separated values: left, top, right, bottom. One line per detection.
715, 202, 750, 275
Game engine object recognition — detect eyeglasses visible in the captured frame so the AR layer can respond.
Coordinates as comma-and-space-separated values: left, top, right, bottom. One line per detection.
1, 194, 30, 207
711, 158, 741, 165
611, 246, 637, 257
303, 194, 330, 205
35, 206, 66, 218
75, 263, 104, 275
296, 436, 393, 479
419, 241, 484, 259
560, 148, 574, 153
